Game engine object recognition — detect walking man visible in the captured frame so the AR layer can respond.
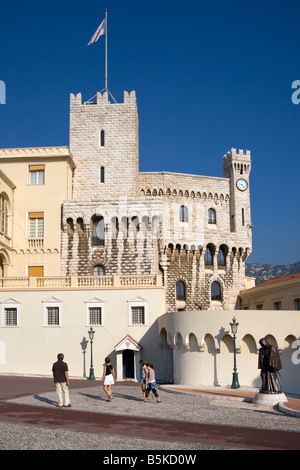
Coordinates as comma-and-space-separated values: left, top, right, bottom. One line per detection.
52, 353, 71, 407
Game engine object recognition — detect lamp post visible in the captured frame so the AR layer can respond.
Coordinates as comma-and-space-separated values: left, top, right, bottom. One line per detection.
230, 316, 240, 389
88, 327, 95, 380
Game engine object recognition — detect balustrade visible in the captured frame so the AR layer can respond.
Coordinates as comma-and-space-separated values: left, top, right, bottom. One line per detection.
0, 274, 162, 289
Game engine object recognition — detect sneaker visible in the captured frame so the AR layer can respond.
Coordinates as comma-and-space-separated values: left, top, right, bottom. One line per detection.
64, 404, 72, 407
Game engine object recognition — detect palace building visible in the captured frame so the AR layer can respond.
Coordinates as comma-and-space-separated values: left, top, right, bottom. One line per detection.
1, 90, 253, 311
1, 90, 299, 393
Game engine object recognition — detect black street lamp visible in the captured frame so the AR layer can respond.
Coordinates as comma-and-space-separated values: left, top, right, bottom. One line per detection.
88, 327, 95, 380
230, 316, 240, 389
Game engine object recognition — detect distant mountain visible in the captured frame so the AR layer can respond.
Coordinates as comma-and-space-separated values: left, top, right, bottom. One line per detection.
245, 261, 300, 285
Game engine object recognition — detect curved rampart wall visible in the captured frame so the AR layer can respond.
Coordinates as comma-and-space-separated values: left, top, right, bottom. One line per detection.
158, 310, 300, 395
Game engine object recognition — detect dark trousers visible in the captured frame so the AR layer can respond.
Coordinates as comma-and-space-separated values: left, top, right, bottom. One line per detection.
145, 382, 159, 398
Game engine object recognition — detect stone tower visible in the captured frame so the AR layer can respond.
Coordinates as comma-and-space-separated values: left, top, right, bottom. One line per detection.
223, 148, 252, 235
61, 90, 159, 278
69, 90, 139, 199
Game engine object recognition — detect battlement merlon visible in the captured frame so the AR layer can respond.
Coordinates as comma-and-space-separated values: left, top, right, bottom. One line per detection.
222, 148, 251, 176
223, 148, 251, 160
70, 90, 137, 108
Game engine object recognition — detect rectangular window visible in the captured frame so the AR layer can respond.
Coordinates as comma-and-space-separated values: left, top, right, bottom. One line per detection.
43, 299, 62, 327
4, 307, 18, 326
47, 306, 60, 326
100, 166, 105, 183
89, 307, 102, 325
131, 306, 145, 325
29, 165, 45, 185
85, 300, 105, 327
28, 212, 44, 238
274, 301, 282, 310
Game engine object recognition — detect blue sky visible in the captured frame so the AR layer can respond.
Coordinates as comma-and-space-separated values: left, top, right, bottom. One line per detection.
0, 0, 299, 265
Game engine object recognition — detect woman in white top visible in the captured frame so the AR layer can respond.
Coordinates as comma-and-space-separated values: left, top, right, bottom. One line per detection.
144, 363, 161, 403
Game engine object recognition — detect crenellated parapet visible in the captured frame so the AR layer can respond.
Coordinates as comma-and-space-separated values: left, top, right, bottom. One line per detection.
223, 148, 251, 178
70, 90, 137, 107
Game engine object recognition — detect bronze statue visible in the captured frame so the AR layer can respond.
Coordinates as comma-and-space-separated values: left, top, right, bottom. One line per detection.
258, 337, 282, 394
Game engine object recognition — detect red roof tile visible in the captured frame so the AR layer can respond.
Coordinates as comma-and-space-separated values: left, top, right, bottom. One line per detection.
256, 272, 300, 287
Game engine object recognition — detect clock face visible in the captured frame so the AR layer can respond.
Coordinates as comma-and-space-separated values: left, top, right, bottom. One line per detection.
236, 178, 248, 191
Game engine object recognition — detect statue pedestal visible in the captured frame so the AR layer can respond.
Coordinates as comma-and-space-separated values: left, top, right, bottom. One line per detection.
252, 392, 287, 407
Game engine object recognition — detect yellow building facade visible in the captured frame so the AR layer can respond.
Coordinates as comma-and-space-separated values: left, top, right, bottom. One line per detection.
0, 147, 75, 278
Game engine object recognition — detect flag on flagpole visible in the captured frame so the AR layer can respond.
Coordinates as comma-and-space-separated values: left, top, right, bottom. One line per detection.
88, 18, 106, 45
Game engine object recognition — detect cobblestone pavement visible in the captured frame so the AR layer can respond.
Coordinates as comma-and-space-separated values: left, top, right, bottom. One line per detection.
0, 377, 300, 451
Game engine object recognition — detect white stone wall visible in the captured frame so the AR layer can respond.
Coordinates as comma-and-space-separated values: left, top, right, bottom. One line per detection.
159, 309, 300, 395
0, 286, 164, 380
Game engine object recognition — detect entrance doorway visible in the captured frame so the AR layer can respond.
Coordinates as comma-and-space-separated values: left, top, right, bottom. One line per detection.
122, 350, 134, 379
115, 334, 142, 381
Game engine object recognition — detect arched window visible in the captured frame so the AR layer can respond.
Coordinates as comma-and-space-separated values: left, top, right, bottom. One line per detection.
93, 265, 105, 276
92, 216, 105, 246
100, 166, 105, 183
100, 130, 105, 147
211, 281, 221, 301
179, 205, 188, 222
208, 208, 216, 224
176, 281, 186, 301
0, 194, 8, 235
204, 246, 213, 265
217, 246, 227, 266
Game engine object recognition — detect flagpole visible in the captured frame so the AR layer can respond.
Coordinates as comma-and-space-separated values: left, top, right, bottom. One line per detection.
105, 9, 108, 93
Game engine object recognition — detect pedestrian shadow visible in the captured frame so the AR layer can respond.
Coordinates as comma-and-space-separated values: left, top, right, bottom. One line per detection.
113, 392, 141, 402
79, 392, 106, 402
79, 391, 142, 402
33, 394, 57, 406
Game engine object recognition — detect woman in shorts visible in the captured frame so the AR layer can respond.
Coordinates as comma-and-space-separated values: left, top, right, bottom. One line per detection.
102, 357, 116, 402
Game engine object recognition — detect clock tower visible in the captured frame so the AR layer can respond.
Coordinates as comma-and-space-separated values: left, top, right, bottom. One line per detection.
223, 148, 252, 233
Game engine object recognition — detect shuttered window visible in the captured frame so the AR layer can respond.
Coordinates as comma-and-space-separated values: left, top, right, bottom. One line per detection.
28, 212, 44, 238
28, 266, 44, 277
29, 165, 45, 184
